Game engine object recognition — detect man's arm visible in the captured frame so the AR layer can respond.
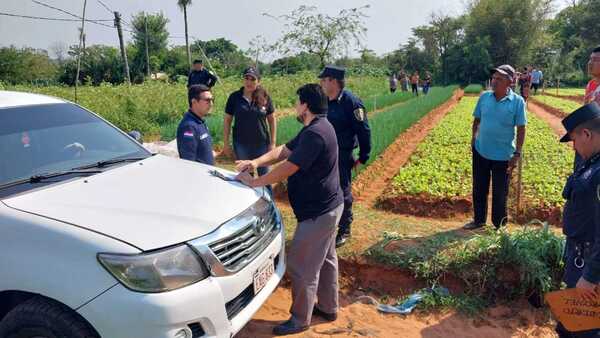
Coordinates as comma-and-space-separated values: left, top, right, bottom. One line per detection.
177, 125, 198, 161
239, 160, 299, 188
472, 118, 481, 146
515, 126, 525, 154
236, 145, 292, 173
351, 102, 372, 164
267, 114, 276, 150
208, 71, 218, 87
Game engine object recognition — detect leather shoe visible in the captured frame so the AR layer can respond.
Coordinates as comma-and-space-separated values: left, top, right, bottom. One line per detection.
463, 221, 486, 230
313, 306, 337, 322
272, 319, 308, 336
335, 232, 350, 248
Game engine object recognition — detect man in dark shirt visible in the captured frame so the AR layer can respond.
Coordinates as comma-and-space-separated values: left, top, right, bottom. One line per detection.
176, 84, 217, 165
187, 59, 218, 88
556, 103, 600, 338
236, 84, 343, 336
319, 65, 371, 247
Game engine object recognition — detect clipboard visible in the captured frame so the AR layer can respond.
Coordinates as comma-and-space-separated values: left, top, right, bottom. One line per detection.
545, 288, 600, 332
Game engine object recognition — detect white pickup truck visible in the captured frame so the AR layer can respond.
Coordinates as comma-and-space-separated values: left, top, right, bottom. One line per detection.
0, 91, 285, 338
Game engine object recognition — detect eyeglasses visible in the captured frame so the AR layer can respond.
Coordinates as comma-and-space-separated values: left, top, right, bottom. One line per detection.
199, 97, 214, 103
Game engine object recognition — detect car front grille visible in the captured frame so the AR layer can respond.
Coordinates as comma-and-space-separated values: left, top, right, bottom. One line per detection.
208, 201, 279, 272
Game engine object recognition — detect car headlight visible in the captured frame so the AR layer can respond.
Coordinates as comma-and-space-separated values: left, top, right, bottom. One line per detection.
98, 244, 209, 293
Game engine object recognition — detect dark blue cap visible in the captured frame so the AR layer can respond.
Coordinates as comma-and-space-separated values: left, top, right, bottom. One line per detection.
560, 102, 600, 142
318, 65, 345, 80
243, 66, 260, 80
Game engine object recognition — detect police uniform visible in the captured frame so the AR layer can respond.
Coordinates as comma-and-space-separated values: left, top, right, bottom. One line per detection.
557, 103, 600, 338
319, 66, 372, 246
176, 110, 215, 165
187, 68, 218, 88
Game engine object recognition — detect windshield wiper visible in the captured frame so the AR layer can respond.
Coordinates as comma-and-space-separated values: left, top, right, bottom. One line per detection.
76, 156, 148, 170
0, 169, 103, 190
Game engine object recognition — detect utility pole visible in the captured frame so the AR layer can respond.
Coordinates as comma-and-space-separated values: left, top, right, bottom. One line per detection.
114, 11, 131, 84
74, 0, 87, 102
144, 12, 150, 77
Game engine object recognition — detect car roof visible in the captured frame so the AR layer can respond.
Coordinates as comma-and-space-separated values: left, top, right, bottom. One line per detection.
0, 90, 66, 108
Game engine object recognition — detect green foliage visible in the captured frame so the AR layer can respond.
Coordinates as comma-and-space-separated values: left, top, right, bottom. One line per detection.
463, 84, 484, 94
7, 74, 391, 142
59, 45, 125, 85
0, 46, 58, 85
369, 224, 565, 305
532, 95, 581, 115
358, 86, 457, 174
389, 96, 574, 208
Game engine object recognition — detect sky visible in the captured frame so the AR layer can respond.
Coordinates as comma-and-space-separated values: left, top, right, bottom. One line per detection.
0, 0, 570, 60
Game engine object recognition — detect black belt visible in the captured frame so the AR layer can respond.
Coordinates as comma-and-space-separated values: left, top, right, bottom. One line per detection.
572, 241, 593, 269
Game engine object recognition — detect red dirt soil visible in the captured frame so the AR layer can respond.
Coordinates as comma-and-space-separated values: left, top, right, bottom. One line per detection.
237, 287, 556, 337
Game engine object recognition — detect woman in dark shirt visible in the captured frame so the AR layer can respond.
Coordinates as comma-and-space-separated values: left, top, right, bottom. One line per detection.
223, 67, 276, 176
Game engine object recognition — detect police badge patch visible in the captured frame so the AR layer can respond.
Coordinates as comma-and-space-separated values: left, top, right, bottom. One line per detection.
354, 108, 366, 121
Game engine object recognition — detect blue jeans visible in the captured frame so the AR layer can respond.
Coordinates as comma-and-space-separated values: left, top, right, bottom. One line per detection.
233, 142, 269, 177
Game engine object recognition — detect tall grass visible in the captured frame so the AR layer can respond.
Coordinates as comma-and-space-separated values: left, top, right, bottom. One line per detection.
368, 224, 564, 309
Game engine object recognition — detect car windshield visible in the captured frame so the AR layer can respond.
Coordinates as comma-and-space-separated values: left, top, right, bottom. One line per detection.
0, 103, 150, 186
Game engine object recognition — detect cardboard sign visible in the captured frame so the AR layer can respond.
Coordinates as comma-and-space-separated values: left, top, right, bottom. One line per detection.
545, 288, 600, 332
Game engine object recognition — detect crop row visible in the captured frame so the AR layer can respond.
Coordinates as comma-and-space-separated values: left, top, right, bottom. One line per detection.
383, 96, 573, 217
531, 95, 581, 116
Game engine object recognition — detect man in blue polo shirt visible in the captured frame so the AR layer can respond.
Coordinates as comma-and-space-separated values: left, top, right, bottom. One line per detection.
465, 64, 527, 230
236, 84, 343, 336
176, 84, 217, 165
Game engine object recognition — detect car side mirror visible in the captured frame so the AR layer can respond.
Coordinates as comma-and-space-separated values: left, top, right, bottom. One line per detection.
128, 130, 143, 144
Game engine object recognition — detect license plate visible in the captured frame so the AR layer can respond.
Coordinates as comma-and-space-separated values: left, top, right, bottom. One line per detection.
253, 259, 274, 294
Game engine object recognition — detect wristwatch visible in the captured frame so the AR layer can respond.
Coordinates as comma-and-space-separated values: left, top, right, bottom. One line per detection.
513, 151, 521, 157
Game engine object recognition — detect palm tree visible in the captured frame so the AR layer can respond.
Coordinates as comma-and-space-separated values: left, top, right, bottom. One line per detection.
177, 0, 193, 70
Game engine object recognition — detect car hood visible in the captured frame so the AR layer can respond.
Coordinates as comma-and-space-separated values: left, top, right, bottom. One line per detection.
3, 155, 263, 251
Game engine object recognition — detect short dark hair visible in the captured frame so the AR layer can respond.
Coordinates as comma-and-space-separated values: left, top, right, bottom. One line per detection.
188, 84, 211, 107
296, 84, 328, 115
593, 46, 600, 54
193, 59, 203, 64
577, 117, 600, 135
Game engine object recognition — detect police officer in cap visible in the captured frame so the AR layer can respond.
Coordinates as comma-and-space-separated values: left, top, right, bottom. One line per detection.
557, 102, 600, 338
319, 65, 371, 247
187, 59, 218, 88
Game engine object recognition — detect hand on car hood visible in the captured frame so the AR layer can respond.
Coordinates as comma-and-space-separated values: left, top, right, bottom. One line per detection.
2, 155, 263, 250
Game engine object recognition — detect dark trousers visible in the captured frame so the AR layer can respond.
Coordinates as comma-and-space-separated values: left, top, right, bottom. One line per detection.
411, 84, 419, 96
233, 142, 269, 176
338, 150, 354, 235
472, 147, 510, 227
556, 240, 600, 337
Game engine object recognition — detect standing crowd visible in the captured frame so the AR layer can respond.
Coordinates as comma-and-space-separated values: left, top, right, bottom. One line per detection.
175, 49, 600, 336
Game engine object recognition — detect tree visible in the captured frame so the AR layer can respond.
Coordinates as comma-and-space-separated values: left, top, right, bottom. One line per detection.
177, 0, 193, 70
0, 46, 58, 85
130, 12, 169, 80
275, 5, 369, 69
465, 0, 553, 67
191, 38, 251, 77
59, 45, 124, 85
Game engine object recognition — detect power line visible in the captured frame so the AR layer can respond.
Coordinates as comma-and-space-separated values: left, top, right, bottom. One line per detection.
95, 0, 113, 15
0, 11, 96, 22
30, 0, 113, 26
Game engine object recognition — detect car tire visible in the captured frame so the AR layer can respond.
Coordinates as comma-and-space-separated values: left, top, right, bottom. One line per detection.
0, 296, 100, 338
